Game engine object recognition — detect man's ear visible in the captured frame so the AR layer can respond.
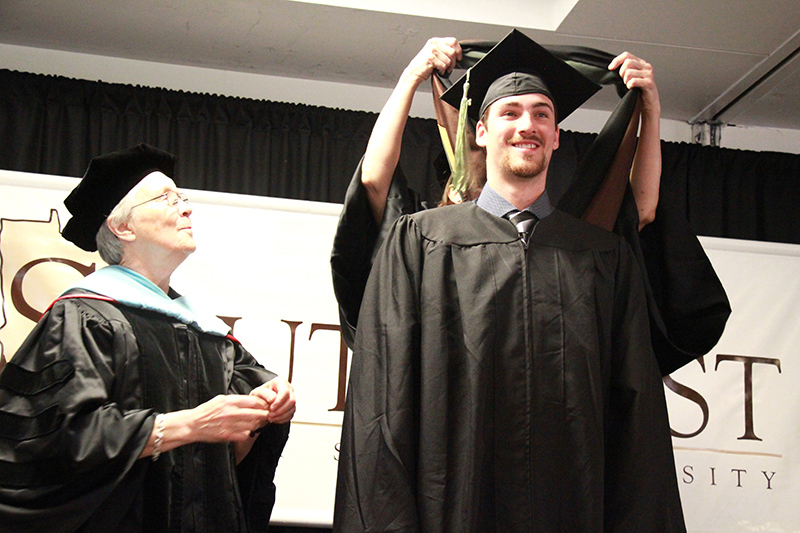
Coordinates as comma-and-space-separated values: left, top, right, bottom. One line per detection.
475, 120, 487, 148
107, 218, 135, 243
553, 125, 560, 150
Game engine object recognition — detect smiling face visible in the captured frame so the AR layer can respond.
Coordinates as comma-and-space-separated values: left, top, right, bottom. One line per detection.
475, 92, 560, 186
120, 171, 195, 265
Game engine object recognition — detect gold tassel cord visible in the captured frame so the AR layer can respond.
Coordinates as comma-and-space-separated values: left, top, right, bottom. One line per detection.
450, 69, 472, 202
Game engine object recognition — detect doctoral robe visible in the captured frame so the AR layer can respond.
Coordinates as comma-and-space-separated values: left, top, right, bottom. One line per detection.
0, 292, 288, 532
334, 203, 685, 532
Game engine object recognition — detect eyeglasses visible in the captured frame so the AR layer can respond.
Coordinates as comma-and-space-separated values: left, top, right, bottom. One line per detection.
131, 191, 190, 210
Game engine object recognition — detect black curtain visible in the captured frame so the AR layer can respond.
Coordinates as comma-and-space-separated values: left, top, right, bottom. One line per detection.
2, 68, 800, 246
661, 142, 800, 244
0, 69, 442, 206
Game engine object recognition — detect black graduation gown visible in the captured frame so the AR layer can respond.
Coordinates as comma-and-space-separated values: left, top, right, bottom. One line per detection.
334, 203, 685, 532
331, 158, 426, 349
0, 293, 289, 533
331, 152, 731, 376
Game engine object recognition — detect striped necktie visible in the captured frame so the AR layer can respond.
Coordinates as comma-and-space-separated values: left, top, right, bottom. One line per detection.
507, 210, 537, 245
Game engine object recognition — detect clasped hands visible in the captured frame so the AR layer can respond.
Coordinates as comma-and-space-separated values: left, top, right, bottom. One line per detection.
191, 377, 296, 444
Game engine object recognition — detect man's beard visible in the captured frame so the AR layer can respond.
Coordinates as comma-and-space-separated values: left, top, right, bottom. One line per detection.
499, 146, 548, 179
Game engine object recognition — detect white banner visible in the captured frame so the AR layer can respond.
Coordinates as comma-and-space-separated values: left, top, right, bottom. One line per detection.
667, 236, 800, 532
1, 169, 798, 531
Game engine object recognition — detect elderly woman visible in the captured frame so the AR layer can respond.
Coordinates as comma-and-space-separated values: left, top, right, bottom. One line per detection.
0, 144, 295, 532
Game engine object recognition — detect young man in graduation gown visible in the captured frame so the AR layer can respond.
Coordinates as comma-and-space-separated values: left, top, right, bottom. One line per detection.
334, 31, 686, 532
331, 37, 730, 376
0, 144, 295, 532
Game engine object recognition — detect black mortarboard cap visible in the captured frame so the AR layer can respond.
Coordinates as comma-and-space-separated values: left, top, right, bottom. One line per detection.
62, 143, 176, 251
441, 29, 601, 124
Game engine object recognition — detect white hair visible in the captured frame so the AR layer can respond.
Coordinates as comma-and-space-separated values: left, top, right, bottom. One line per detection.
95, 187, 141, 265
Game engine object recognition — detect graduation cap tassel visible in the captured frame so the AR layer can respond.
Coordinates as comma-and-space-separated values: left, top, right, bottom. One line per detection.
450, 68, 472, 202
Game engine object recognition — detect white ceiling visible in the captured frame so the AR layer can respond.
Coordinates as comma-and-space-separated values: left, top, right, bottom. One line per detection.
2, 0, 800, 131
